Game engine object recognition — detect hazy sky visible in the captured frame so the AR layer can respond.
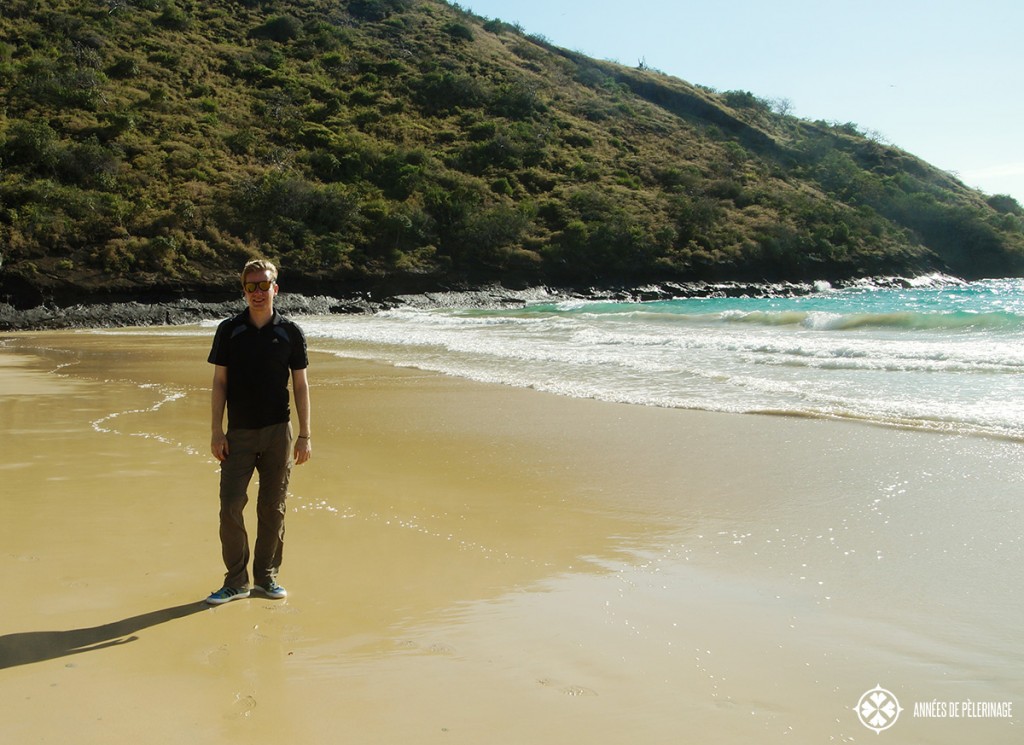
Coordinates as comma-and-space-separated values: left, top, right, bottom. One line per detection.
457, 0, 1024, 204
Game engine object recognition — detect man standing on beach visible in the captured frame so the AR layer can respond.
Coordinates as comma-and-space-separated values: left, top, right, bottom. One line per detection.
205, 259, 312, 604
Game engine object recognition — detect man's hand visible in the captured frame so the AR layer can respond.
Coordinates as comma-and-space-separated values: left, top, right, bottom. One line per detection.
211, 432, 229, 462
294, 436, 311, 465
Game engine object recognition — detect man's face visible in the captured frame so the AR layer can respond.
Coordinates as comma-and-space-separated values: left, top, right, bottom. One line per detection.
243, 269, 278, 313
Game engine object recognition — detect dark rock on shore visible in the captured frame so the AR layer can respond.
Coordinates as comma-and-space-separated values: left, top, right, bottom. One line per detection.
0, 294, 378, 331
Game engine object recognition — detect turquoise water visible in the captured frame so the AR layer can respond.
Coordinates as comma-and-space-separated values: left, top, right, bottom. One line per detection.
294, 277, 1024, 440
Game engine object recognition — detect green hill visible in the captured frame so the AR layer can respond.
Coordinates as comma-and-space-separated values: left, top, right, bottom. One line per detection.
2, 0, 1023, 307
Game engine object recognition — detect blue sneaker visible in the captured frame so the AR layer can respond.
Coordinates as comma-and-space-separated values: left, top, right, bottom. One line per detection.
205, 585, 250, 605
254, 580, 287, 599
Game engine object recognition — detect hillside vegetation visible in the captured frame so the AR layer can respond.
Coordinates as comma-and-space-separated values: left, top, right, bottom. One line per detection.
2, 0, 1023, 307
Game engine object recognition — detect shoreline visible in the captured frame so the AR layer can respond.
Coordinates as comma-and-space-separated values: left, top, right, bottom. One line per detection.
0, 274, 966, 331
1, 329, 1021, 743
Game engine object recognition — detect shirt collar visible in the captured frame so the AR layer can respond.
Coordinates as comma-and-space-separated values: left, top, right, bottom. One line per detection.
242, 308, 280, 328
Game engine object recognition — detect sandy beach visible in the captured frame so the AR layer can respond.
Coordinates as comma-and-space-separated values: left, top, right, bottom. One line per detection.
1, 329, 1021, 744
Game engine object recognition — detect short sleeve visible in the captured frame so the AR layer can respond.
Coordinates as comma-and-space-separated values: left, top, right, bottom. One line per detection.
289, 324, 308, 370
208, 319, 231, 366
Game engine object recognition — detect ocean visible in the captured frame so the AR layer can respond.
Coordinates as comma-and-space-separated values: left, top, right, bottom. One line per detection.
291, 275, 1024, 441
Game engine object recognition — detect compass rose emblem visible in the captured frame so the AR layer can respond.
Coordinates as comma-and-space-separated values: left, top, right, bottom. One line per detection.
856, 685, 903, 733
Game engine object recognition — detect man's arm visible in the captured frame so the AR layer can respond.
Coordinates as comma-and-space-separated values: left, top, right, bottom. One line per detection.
211, 364, 229, 462
292, 367, 311, 465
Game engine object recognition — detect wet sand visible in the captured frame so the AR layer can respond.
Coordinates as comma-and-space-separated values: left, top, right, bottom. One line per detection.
1, 330, 1021, 744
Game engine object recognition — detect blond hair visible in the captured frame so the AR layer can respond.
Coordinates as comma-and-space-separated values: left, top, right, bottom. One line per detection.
240, 258, 278, 287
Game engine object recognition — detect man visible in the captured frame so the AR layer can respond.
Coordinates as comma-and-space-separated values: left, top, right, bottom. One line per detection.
205, 259, 312, 605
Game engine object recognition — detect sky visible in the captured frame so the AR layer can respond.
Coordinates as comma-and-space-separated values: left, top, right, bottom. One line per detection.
456, 0, 1024, 205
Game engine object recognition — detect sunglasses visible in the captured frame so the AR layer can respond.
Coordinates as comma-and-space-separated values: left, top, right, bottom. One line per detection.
244, 280, 275, 293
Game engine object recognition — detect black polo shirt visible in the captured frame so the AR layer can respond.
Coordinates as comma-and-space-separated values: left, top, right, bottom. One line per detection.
208, 309, 308, 430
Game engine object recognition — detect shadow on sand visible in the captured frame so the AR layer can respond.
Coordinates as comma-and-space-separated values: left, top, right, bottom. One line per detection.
0, 602, 209, 670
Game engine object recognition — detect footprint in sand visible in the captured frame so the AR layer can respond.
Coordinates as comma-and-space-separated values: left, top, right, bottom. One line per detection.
393, 640, 456, 656
245, 624, 268, 644
229, 694, 256, 719
201, 644, 230, 666
426, 642, 456, 656
562, 685, 598, 697
272, 604, 299, 615
537, 678, 598, 697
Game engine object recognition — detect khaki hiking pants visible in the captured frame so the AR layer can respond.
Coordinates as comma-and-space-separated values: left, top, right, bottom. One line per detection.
218, 422, 292, 589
